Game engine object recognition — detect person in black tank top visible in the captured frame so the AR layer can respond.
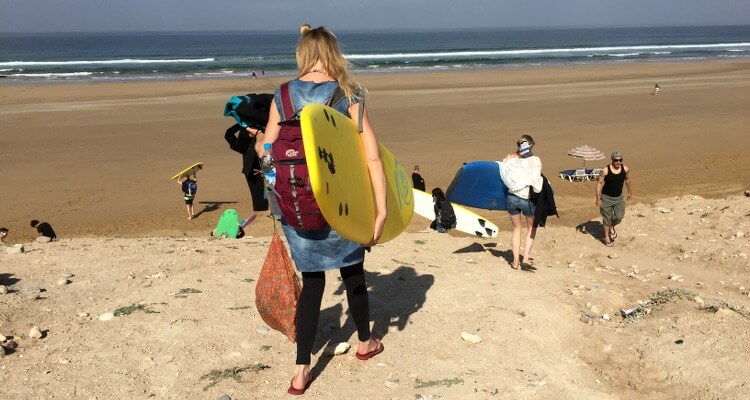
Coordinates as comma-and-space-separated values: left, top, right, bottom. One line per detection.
596, 152, 632, 247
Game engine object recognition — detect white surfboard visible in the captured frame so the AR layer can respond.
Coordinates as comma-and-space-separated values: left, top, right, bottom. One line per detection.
413, 189, 498, 238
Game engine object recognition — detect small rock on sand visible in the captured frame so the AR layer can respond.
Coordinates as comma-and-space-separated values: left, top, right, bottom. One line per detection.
98, 312, 115, 322
0, 285, 7, 295
323, 342, 350, 356
693, 296, 705, 305
29, 326, 43, 339
256, 326, 270, 334
608, 253, 619, 259
5, 244, 24, 254
217, 395, 232, 400
461, 332, 482, 344
57, 278, 70, 286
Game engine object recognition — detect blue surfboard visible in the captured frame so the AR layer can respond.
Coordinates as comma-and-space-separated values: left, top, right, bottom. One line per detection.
445, 161, 508, 210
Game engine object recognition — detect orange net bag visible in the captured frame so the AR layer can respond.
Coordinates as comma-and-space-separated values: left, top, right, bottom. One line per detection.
255, 233, 301, 342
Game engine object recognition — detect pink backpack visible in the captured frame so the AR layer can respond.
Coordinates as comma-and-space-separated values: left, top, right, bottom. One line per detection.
273, 82, 338, 230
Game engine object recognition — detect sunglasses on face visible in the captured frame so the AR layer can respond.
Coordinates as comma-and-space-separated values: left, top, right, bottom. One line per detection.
613, 159, 623, 162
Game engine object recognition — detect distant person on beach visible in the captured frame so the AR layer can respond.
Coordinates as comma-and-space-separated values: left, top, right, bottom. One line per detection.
261, 69, 265, 77
0, 227, 8, 244
499, 134, 543, 270
412, 165, 426, 191
596, 152, 632, 247
30, 220, 57, 242
652, 82, 660, 95
254, 24, 386, 395
430, 188, 456, 233
177, 174, 198, 220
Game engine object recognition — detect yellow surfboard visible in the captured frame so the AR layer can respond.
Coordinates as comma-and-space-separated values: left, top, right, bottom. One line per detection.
171, 162, 203, 180
300, 104, 413, 244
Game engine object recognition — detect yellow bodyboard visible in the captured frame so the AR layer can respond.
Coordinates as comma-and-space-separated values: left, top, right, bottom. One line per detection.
171, 162, 203, 180
300, 104, 413, 244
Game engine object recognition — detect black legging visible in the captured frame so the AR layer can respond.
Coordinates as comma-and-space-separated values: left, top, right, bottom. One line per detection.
296, 262, 371, 365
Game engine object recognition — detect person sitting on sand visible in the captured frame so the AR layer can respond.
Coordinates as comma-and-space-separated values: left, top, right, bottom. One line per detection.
412, 165, 426, 191
596, 152, 632, 247
30, 220, 57, 242
499, 134, 543, 270
653, 82, 660, 95
430, 188, 456, 233
177, 174, 198, 220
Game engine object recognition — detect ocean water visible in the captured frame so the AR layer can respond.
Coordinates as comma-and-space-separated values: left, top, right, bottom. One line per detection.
1, 26, 749, 82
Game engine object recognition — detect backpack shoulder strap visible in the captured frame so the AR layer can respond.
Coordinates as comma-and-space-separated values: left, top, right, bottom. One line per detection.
279, 82, 295, 121
357, 96, 365, 132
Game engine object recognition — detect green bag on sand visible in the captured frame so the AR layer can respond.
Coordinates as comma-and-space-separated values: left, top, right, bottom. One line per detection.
213, 209, 240, 238
255, 233, 301, 342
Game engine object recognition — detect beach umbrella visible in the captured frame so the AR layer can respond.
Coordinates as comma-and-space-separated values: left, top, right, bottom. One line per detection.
568, 145, 605, 168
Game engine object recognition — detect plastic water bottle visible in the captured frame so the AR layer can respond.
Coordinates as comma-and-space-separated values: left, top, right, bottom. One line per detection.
260, 143, 276, 187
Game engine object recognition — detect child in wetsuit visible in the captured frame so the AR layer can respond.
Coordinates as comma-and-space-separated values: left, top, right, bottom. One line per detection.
178, 175, 198, 220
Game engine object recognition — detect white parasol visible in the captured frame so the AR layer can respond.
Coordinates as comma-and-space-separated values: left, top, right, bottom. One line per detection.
568, 145, 605, 168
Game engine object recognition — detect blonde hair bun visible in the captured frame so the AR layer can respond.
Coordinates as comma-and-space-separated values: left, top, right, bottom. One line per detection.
300, 24, 312, 35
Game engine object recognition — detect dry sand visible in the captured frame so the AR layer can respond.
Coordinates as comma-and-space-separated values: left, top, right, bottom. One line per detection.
1, 195, 749, 399
1, 61, 750, 399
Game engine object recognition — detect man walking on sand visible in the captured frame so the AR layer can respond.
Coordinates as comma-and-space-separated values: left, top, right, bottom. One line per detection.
596, 152, 632, 247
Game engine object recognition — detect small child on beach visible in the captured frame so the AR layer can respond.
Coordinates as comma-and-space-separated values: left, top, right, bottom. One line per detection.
30, 220, 57, 242
0, 227, 8, 244
177, 174, 198, 220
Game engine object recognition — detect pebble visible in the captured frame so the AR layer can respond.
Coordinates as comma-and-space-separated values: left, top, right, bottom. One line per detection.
461, 332, 482, 344
59, 358, 71, 365
658, 207, 671, 213
5, 244, 24, 254
98, 312, 115, 322
29, 326, 43, 339
693, 296, 705, 305
0, 285, 7, 295
256, 326, 270, 334
323, 342, 350, 356
737, 231, 745, 238
217, 395, 232, 400
608, 253, 619, 259
57, 278, 70, 286
668, 274, 681, 281
602, 313, 611, 321
77, 312, 89, 318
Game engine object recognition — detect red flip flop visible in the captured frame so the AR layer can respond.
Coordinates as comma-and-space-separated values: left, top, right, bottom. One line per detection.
287, 377, 312, 396
355, 339, 384, 361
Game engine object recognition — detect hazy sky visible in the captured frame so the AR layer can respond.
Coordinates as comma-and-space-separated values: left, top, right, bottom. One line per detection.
1, 0, 749, 33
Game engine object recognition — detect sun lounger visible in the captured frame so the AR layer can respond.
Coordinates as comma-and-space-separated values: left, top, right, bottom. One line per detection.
559, 169, 589, 182
589, 168, 602, 180
559, 169, 576, 181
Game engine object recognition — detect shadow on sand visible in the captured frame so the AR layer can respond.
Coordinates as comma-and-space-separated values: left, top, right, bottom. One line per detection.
309, 266, 434, 381
576, 220, 606, 244
193, 201, 238, 219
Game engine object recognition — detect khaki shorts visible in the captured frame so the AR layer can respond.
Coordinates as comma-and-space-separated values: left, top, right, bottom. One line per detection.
600, 194, 625, 226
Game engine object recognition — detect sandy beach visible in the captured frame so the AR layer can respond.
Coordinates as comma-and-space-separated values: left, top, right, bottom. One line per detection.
1, 61, 750, 399
1, 60, 749, 241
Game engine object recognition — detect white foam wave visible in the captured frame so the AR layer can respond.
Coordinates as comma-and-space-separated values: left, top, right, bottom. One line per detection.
609, 53, 642, 57
345, 42, 750, 60
0, 58, 215, 67
10, 72, 94, 78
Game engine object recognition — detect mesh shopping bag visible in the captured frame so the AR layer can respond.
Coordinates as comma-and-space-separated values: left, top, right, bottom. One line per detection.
255, 233, 301, 342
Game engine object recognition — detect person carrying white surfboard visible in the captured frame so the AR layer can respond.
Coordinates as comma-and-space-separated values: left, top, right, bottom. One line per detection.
253, 24, 386, 396
499, 134, 543, 270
